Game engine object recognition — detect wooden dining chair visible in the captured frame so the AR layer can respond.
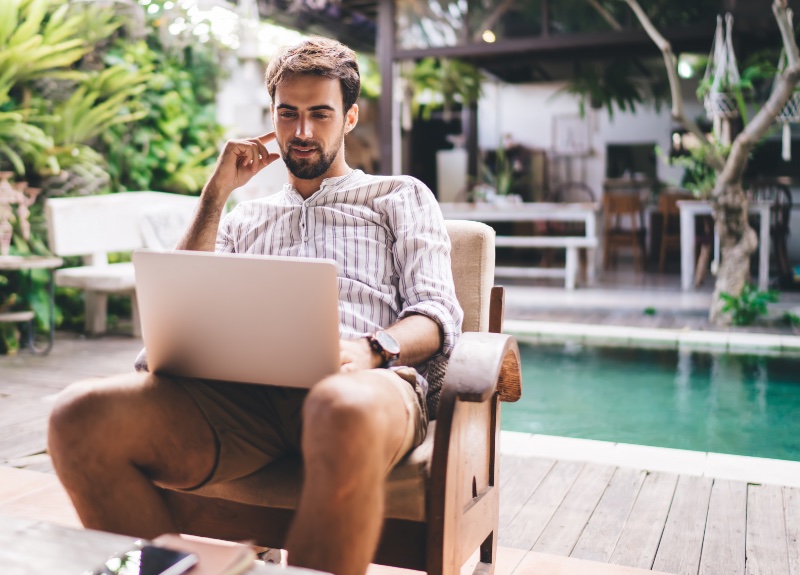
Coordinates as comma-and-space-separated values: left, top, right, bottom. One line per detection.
602, 193, 645, 271
747, 180, 793, 284
155, 220, 523, 575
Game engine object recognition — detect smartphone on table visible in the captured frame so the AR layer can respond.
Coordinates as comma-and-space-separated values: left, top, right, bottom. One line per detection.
84, 539, 198, 575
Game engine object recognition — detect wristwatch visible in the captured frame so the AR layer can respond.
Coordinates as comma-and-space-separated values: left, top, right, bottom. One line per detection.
366, 331, 401, 368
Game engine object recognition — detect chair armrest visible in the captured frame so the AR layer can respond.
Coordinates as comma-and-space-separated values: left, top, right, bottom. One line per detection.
444, 332, 522, 403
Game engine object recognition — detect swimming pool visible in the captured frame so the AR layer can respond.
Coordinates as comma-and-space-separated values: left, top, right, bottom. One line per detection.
502, 342, 800, 461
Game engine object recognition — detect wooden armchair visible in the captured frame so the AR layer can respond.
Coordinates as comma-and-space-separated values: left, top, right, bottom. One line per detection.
157, 220, 523, 575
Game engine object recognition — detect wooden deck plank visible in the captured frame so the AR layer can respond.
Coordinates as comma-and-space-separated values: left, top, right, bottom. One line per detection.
652, 475, 712, 575
610, 471, 678, 570
0, 481, 81, 528
698, 479, 746, 575
532, 463, 616, 556
499, 460, 584, 550
784, 487, 800, 575
512, 550, 675, 575
500, 454, 530, 487
746, 484, 789, 575
499, 457, 556, 530
0, 466, 59, 503
571, 467, 647, 562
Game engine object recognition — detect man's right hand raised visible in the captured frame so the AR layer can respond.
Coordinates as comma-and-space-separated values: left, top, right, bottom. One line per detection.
203, 133, 281, 203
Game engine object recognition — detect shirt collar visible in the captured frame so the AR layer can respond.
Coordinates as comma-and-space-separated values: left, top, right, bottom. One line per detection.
282, 169, 364, 203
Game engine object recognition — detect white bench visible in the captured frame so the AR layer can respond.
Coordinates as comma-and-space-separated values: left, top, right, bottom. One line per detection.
46, 192, 199, 336
494, 236, 598, 290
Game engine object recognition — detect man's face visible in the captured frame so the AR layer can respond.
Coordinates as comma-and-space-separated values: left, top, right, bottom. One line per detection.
272, 75, 356, 180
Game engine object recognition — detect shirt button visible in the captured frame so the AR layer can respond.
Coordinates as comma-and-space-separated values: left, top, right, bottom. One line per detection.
302, 235, 309, 242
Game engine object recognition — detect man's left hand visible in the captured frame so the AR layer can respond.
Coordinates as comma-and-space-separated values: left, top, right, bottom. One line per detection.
339, 338, 382, 372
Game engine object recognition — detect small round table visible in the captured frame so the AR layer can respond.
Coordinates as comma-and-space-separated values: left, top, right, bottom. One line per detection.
0, 255, 63, 355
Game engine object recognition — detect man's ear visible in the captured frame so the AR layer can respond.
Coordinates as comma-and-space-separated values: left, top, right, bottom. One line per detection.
345, 103, 359, 134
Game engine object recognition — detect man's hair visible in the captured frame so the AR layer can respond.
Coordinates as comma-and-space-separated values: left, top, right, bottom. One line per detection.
265, 37, 361, 113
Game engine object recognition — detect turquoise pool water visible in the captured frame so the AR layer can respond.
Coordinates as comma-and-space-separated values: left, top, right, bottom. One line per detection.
502, 342, 800, 461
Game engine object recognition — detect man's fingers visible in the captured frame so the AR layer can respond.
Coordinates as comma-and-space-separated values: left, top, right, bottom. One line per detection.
256, 132, 276, 144
249, 138, 273, 168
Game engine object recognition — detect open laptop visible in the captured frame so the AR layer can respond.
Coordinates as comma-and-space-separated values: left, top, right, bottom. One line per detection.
132, 249, 341, 388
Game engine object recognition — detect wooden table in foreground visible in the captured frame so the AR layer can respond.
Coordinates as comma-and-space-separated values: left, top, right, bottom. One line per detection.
0, 513, 276, 574
439, 202, 600, 289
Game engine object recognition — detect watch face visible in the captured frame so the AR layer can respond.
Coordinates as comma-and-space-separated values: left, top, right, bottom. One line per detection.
376, 331, 401, 356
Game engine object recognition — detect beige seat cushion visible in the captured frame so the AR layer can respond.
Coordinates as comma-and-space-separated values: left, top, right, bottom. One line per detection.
191, 422, 436, 522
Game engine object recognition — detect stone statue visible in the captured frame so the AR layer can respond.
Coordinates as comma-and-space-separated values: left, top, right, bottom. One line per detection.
0, 172, 40, 259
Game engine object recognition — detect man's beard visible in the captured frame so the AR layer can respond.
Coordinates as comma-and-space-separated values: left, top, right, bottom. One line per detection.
282, 137, 341, 180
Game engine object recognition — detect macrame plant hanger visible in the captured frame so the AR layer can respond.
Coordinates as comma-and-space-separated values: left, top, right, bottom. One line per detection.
703, 13, 741, 145
772, 9, 799, 161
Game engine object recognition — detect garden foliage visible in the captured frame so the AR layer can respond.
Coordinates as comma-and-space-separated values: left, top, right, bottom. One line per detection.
0, 0, 227, 352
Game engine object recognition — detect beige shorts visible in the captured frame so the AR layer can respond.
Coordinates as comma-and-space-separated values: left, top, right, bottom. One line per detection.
176, 368, 428, 489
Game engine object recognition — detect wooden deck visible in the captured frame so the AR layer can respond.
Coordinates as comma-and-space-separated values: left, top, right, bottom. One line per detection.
1, 335, 798, 575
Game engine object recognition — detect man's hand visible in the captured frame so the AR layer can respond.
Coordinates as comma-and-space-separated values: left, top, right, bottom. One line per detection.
339, 338, 382, 373
203, 133, 281, 203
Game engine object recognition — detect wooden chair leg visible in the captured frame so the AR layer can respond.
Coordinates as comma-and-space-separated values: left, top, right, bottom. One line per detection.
131, 292, 142, 338
659, 231, 667, 273
472, 532, 497, 575
694, 244, 712, 287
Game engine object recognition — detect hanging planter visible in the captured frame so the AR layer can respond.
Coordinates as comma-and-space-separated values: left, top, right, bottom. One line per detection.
701, 14, 742, 142
772, 17, 800, 161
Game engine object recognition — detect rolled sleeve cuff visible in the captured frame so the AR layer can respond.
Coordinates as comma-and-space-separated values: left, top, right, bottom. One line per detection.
398, 301, 461, 358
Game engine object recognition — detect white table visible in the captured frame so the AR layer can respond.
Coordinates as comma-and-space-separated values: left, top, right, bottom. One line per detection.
439, 202, 600, 288
677, 200, 772, 291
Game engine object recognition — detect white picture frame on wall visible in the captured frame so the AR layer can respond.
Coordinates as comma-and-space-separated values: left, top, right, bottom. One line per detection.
552, 115, 590, 155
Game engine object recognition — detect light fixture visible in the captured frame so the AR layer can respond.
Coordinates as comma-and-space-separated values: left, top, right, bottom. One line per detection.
678, 60, 693, 79
482, 29, 496, 43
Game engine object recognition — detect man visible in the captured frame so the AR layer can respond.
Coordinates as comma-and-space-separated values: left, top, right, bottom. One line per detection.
48, 37, 462, 575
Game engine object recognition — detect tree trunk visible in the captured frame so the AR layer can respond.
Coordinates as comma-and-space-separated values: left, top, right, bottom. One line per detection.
709, 182, 758, 324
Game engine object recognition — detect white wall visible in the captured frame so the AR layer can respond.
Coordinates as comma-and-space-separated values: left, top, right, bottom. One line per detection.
478, 78, 705, 198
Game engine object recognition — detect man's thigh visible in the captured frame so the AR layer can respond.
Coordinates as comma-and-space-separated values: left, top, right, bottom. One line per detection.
54, 372, 219, 490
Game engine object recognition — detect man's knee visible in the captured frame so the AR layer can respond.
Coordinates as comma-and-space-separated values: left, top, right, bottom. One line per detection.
303, 374, 388, 454
48, 373, 150, 460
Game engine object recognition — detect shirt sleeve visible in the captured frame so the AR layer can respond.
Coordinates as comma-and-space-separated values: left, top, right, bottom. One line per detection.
215, 208, 237, 253
386, 178, 463, 358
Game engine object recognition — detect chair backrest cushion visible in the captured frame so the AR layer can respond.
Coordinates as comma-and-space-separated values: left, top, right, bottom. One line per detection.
445, 220, 495, 333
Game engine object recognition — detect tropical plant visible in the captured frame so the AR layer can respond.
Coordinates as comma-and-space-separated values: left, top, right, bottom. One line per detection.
0, 0, 91, 106
0, 110, 55, 175
406, 57, 483, 121
481, 145, 514, 196
560, 59, 669, 119
720, 283, 779, 326
100, 37, 225, 194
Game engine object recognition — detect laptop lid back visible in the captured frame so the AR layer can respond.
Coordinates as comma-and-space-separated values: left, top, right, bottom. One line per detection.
133, 249, 340, 388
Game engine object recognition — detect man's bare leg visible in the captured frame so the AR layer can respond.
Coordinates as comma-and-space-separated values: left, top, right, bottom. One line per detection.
47, 373, 217, 538
286, 371, 413, 575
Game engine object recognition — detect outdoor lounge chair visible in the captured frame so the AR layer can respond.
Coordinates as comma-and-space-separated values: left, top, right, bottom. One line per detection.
156, 219, 523, 575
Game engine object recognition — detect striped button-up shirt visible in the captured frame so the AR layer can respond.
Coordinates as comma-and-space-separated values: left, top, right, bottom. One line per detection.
216, 169, 463, 415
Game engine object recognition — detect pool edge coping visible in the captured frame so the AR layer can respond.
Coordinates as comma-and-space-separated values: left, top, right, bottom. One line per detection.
503, 319, 800, 356
500, 430, 800, 488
